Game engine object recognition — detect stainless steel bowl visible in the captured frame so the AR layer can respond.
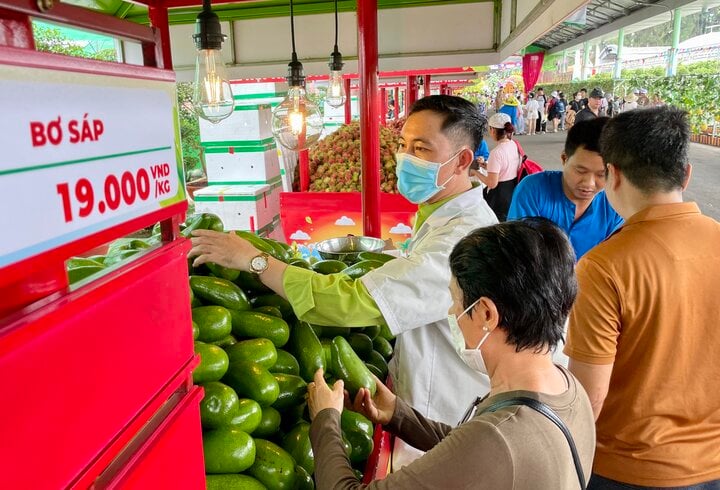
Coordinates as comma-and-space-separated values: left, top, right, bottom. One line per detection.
316, 236, 386, 263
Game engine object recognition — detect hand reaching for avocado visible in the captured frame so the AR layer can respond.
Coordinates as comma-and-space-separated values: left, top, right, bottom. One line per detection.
307, 368, 345, 419
190, 229, 259, 271
349, 374, 396, 426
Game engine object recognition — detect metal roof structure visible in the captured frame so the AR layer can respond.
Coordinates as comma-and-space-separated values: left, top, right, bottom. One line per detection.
537, 0, 720, 54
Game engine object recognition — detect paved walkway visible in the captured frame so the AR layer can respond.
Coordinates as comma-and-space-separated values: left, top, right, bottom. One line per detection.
514, 131, 720, 221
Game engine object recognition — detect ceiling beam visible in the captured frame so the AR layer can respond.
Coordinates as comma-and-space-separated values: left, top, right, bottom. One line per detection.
547, 0, 696, 54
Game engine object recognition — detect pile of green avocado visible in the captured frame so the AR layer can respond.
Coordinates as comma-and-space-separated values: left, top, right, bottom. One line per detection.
65, 213, 396, 489
185, 215, 396, 490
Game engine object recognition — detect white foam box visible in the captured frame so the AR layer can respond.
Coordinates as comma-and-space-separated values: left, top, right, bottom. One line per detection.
257, 215, 283, 241
231, 82, 286, 108
230, 82, 285, 97
199, 104, 273, 143
192, 182, 281, 232
204, 142, 281, 185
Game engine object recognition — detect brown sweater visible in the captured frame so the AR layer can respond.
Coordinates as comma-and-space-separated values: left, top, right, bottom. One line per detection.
310, 367, 595, 489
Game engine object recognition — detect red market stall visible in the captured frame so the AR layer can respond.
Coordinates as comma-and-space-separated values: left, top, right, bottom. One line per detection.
0, 2, 204, 488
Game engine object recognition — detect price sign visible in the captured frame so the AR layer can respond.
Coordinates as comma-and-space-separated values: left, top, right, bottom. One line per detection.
0, 64, 185, 268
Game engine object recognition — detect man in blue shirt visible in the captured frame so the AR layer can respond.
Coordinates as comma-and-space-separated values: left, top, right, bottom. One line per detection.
508, 117, 622, 259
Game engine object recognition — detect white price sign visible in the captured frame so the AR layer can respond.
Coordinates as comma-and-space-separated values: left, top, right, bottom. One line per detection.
0, 65, 185, 268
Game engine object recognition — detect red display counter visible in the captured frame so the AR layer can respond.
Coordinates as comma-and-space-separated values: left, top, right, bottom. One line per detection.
0, 4, 204, 488
280, 191, 417, 245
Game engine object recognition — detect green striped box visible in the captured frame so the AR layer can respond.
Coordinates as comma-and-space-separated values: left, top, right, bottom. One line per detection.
203, 140, 281, 185
199, 104, 273, 143
192, 181, 282, 233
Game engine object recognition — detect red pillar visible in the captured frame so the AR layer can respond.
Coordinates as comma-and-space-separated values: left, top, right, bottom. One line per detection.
424, 75, 431, 97
147, 6, 172, 69
394, 87, 400, 120
358, 0, 381, 238
344, 77, 352, 124
406, 76, 417, 111
380, 88, 387, 126
299, 149, 310, 192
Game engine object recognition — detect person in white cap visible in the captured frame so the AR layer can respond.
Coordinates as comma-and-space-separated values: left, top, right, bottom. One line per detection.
473, 112, 522, 221
637, 88, 650, 108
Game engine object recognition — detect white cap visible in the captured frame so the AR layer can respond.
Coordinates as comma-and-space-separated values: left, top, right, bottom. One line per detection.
488, 112, 512, 129
551, 91, 558, 97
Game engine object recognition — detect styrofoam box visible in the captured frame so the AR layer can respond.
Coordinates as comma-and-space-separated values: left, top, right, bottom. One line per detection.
193, 183, 281, 232
266, 219, 285, 242
230, 82, 285, 97
199, 104, 272, 143
205, 143, 280, 185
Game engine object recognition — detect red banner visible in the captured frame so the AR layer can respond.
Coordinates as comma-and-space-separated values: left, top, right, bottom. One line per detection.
522, 52, 545, 94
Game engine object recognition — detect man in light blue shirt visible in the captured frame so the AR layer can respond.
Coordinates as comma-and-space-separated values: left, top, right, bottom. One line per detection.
508, 118, 623, 259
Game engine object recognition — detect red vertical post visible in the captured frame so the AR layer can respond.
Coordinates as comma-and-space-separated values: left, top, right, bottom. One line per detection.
406, 77, 417, 111
344, 77, 352, 124
394, 87, 400, 120
147, 5, 172, 69
358, 0, 381, 238
299, 149, 310, 192
424, 75, 431, 97
380, 88, 387, 126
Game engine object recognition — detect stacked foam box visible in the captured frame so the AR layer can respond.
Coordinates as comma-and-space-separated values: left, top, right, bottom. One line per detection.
194, 83, 286, 239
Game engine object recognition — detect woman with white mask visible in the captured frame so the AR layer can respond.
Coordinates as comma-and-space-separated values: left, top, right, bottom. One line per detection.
307, 218, 596, 489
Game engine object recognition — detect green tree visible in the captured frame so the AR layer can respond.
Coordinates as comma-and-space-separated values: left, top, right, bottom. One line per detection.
33, 23, 116, 61
176, 82, 206, 182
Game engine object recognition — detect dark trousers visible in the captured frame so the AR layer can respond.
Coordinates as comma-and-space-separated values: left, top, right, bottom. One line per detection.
588, 474, 720, 490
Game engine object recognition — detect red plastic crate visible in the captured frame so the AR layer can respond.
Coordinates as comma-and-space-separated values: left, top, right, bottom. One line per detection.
0, 240, 194, 489
100, 385, 206, 490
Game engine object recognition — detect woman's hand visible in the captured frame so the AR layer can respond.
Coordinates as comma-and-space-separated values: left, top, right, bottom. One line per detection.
189, 229, 259, 271
349, 376, 397, 426
307, 369, 345, 420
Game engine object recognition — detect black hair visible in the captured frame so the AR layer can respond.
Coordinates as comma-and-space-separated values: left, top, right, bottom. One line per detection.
409, 95, 486, 152
449, 218, 577, 353
493, 122, 515, 141
580, 87, 587, 93
536, 86, 544, 92
600, 106, 689, 193
564, 117, 609, 158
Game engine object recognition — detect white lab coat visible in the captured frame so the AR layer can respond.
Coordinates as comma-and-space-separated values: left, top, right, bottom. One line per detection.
361, 185, 498, 467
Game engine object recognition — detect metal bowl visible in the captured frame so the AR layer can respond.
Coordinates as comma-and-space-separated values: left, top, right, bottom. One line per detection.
316, 236, 386, 263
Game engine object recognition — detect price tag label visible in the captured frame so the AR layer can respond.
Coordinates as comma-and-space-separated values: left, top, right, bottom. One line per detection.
0, 65, 185, 268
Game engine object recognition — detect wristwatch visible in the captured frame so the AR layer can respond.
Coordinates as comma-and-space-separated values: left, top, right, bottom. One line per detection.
249, 252, 270, 274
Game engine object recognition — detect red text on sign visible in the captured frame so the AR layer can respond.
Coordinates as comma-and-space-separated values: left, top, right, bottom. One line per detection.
30, 114, 105, 147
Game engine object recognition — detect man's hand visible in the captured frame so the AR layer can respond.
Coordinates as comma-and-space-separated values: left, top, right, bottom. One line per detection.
189, 229, 259, 271
348, 375, 396, 426
307, 369, 345, 420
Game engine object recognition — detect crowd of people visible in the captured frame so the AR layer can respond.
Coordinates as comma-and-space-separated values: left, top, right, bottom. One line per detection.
189, 94, 719, 489
479, 85, 666, 137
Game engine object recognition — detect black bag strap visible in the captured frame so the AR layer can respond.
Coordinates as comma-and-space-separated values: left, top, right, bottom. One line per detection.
480, 396, 586, 489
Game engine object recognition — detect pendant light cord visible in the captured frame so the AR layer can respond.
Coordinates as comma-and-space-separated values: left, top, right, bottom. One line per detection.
334, 0, 339, 51
290, 0, 297, 56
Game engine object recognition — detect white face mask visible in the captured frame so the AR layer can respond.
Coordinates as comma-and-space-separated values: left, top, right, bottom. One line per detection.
448, 298, 491, 375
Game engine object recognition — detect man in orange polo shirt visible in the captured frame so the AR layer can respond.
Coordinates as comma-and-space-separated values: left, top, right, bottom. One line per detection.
565, 106, 720, 489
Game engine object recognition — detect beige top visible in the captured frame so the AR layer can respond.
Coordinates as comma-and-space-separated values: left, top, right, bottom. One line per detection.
310, 366, 595, 489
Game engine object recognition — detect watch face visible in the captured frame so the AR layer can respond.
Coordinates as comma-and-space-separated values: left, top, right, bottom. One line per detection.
251, 254, 268, 272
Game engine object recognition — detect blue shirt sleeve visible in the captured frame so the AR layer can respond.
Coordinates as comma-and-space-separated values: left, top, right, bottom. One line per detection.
507, 176, 541, 220
474, 140, 490, 160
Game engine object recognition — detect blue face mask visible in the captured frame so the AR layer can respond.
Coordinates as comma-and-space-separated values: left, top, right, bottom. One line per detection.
395, 151, 461, 204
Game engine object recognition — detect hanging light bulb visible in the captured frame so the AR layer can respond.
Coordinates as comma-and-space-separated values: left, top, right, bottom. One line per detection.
192, 0, 234, 123
326, 0, 346, 108
271, 0, 323, 151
